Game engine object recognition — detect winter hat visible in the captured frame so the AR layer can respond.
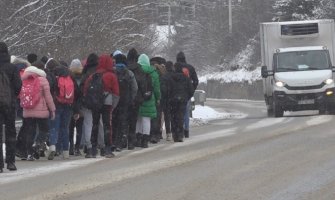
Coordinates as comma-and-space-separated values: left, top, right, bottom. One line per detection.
114, 54, 127, 65
127, 48, 139, 62
150, 57, 166, 65
0, 42, 9, 54
69, 58, 83, 74
112, 50, 123, 57
176, 51, 186, 63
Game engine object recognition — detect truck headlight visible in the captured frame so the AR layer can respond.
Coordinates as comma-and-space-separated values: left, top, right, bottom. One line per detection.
324, 79, 334, 85
275, 81, 285, 87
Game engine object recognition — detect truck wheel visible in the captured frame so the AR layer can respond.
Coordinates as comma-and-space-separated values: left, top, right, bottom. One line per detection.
273, 103, 283, 118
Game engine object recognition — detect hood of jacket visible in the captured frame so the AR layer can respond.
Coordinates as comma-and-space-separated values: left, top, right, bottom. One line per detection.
176, 51, 186, 63
97, 54, 114, 73
22, 66, 47, 80
138, 54, 154, 74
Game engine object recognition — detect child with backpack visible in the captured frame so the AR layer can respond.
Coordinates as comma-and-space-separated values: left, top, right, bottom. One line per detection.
46, 59, 79, 160
19, 66, 56, 160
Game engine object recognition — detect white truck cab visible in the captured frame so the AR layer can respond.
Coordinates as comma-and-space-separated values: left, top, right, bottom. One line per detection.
260, 19, 335, 117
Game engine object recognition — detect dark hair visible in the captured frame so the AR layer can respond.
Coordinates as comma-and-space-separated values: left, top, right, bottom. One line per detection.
27, 53, 38, 64
82, 53, 99, 74
165, 61, 174, 72
41, 56, 48, 64
59, 60, 69, 68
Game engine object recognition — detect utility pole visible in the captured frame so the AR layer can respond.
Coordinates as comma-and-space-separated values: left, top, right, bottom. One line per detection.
167, 2, 171, 49
228, 0, 232, 34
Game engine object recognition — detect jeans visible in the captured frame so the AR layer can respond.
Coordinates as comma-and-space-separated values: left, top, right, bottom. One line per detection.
183, 100, 190, 131
49, 104, 72, 151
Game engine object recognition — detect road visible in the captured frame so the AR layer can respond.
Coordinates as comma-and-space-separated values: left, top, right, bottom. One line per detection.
1, 99, 335, 200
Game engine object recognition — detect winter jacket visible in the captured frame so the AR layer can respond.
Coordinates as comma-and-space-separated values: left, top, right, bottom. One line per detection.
170, 72, 194, 103
115, 63, 138, 106
128, 61, 148, 105
176, 52, 199, 89
138, 54, 161, 118
96, 55, 119, 97
52, 65, 81, 114
0, 52, 22, 109
22, 67, 56, 118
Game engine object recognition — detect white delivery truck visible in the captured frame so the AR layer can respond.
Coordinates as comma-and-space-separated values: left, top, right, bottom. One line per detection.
260, 19, 335, 117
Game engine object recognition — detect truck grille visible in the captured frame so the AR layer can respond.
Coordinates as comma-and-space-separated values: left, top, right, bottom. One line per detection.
284, 83, 325, 90
281, 23, 319, 36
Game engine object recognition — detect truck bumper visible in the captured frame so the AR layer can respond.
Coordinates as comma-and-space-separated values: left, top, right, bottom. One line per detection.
274, 88, 335, 111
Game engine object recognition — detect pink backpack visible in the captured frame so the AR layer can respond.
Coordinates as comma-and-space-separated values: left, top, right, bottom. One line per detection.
20, 76, 41, 109
56, 76, 74, 104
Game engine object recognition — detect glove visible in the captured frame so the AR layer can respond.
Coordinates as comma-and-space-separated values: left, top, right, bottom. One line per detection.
50, 111, 56, 120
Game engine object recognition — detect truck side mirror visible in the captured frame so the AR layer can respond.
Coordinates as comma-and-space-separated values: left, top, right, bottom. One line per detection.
261, 66, 268, 78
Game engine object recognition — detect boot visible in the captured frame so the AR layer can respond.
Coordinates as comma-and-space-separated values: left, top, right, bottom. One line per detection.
85, 148, 93, 158
166, 133, 172, 141
7, 162, 17, 171
63, 151, 70, 159
128, 135, 135, 150
100, 147, 105, 157
135, 133, 143, 147
184, 129, 189, 138
74, 147, 82, 156
48, 145, 56, 160
105, 146, 115, 158
91, 146, 97, 158
142, 134, 149, 148
69, 145, 74, 155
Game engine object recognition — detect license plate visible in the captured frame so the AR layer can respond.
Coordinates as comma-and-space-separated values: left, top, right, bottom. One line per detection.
298, 99, 315, 105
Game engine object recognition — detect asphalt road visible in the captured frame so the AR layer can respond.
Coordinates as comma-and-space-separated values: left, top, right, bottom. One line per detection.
1, 99, 335, 200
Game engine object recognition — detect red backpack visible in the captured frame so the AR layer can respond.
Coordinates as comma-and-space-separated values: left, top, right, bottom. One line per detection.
20, 76, 41, 109
182, 67, 190, 78
56, 76, 75, 104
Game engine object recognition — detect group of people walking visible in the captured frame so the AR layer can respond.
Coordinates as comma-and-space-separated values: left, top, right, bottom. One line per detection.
0, 41, 198, 173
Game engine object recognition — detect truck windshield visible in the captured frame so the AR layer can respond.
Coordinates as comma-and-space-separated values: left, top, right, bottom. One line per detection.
275, 50, 331, 72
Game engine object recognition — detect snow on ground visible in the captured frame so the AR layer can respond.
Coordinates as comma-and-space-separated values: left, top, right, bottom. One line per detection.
190, 105, 244, 126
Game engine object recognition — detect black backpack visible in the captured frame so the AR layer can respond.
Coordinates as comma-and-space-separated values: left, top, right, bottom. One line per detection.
116, 68, 131, 106
0, 70, 12, 108
83, 73, 106, 111
142, 73, 153, 101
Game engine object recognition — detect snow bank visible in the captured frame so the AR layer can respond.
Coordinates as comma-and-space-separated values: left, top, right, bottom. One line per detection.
190, 105, 244, 126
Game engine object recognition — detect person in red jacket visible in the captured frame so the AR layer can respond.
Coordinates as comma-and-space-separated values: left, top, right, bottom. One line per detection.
90, 54, 119, 158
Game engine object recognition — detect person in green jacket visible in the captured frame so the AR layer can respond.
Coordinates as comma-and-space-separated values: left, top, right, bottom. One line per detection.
136, 54, 161, 148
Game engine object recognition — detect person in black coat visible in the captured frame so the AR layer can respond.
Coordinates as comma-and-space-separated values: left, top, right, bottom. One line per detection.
170, 62, 194, 142
0, 42, 22, 172
175, 51, 198, 138
127, 48, 148, 149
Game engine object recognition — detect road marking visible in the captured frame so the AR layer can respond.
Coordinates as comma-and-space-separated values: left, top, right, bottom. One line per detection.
163, 128, 237, 150
0, 158, 104, 185
246, 118, 292, 131
306, 115, 333, 126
